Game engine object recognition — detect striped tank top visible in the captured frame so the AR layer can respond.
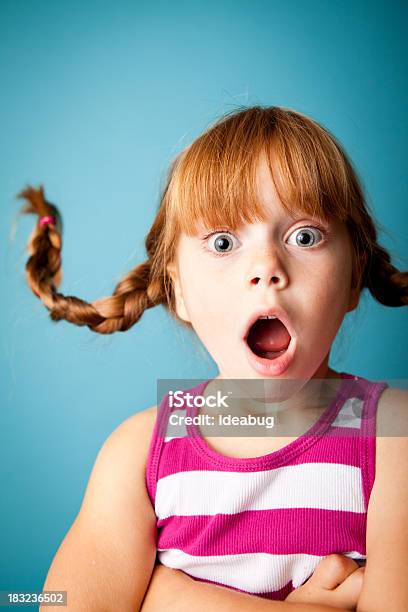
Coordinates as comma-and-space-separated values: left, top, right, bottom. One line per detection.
145, 372, 388, 601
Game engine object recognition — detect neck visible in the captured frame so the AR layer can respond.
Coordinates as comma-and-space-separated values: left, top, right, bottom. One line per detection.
203, 357, 342, 424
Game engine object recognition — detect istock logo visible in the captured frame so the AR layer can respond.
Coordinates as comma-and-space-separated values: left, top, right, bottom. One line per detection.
168, 390, 231, 409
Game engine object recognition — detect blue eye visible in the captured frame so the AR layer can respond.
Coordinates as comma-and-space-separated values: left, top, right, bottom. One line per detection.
201, 229, 239, 256
201, 224, 326, 257
286, 226, 324, 248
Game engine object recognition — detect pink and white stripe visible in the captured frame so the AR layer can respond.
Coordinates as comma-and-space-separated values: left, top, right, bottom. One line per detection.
146, 373, 388, 600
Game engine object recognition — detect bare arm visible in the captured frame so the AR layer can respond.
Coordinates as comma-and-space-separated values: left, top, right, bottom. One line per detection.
141, 560, 361, 611
356, 388, 408, 612
40, 407, 158, 612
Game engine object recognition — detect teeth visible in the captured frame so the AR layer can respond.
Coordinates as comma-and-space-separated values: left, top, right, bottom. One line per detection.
258, 315, 277, 319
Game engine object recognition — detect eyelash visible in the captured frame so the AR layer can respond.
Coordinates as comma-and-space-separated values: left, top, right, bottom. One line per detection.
200, 225, 328, 257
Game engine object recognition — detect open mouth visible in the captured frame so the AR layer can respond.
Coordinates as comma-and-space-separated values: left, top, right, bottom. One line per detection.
245, 317, 292, 360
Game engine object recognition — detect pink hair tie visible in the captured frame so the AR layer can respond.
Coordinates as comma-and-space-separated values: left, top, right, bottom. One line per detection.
39, 215, 56, 228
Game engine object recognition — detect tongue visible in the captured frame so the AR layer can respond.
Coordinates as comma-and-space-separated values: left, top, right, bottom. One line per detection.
247, 318, 291, 353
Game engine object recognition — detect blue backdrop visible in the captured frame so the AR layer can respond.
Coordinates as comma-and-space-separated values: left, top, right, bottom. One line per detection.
0, 0, 407, 600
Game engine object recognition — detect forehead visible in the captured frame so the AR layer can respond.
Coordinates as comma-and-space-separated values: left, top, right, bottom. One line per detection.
254, 154, 292, 219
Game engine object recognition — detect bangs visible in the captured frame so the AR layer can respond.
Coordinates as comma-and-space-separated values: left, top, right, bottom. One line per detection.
165, 106, 360, 245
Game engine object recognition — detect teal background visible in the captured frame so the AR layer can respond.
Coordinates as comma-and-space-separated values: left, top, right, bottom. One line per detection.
0, 0, 407, 600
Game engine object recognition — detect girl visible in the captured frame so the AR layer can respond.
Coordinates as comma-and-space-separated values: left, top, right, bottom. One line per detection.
17, 106, 407, 611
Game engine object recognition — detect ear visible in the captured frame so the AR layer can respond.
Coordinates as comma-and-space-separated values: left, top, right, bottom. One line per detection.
166, 262, 191, 324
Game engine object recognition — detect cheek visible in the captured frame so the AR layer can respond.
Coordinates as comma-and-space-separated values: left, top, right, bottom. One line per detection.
307, 249, 352, 297
298, 255, 352, 332
179, 263, 228, 325
180, 251, 230, 306
326, 256, 353, 303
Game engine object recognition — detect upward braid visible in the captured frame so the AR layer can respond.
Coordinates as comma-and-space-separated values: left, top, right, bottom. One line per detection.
17, 186, 163, 334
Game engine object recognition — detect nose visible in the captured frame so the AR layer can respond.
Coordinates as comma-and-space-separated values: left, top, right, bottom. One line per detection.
247, 248, 289, 290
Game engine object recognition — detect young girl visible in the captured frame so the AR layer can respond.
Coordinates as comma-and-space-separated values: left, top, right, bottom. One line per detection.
18, 106, 407, 611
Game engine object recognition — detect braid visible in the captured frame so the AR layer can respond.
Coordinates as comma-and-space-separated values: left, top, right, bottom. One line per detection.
17, 186, 164, 334
364, 242, 408, 307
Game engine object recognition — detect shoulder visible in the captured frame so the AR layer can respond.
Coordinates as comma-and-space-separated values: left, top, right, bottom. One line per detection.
119, 404, 158, 436
376, 385, 408, 438
78, 404, 159, 519
102, 404, 158, 467
375, 386, 408, 474
85, 404, 159, 495
375, 385, 408, 479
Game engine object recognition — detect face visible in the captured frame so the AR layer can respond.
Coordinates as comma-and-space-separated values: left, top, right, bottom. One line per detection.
167, 154, 360, 383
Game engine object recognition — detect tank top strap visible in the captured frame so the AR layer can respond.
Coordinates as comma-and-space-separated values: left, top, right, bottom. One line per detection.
145, 379, 209, 507
333, 373, 388, 511
145, 389, 170, 507
359, 376, 389, 512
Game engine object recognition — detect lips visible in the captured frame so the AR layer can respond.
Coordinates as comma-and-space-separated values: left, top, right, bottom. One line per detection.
241, 305, 297, 376
243, 335, 296, 376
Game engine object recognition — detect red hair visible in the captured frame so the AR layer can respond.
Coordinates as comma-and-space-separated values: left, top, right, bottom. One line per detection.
16, 106, 407, 334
